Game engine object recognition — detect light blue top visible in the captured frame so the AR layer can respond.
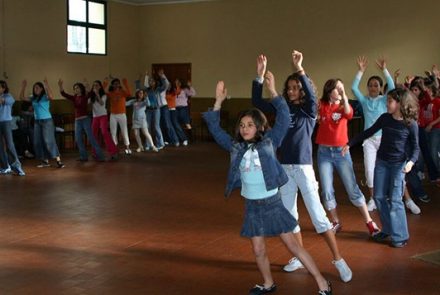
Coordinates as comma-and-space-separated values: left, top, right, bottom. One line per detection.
0, 93, 15, 122
31, 94, 52, 120
240, 148, 278, 200
126, 99, 148, 123
351, 69, 395, 137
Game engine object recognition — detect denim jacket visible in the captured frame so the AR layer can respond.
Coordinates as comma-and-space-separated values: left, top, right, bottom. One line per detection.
202, 95, 290, 197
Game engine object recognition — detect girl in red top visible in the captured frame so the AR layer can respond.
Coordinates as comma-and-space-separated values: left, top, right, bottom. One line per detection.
316, 79, 380, 237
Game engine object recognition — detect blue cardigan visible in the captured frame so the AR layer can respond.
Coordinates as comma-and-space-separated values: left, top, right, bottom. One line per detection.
203, 95, 290, 197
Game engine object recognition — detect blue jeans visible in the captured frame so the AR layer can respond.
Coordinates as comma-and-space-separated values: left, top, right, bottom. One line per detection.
170, 109, 187, 142
427, 128, 440, 172
176, 106, 190, 125
0, 121, 21, 169
160, 106, 178, 144
406, 163, 427, 198
146, 108, 164, 148
34, 118, 60, 160
317, 145, 366, 210
374, 158, 409, 243
416, 127, 439, 181
75, 117, 104, 160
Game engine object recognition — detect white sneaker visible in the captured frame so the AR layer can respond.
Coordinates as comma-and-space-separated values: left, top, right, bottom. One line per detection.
405, 199, 421, 215
367, 198, 376, 211
283, 257, 304, 272
333, 258, 352, 283
183, 140, 188, 146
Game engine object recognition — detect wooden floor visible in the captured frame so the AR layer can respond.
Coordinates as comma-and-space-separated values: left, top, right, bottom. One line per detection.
0, 142, 439, 295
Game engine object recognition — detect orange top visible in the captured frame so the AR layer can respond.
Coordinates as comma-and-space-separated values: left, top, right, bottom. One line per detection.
104, 79, 131, 114
166, 92, 177, 109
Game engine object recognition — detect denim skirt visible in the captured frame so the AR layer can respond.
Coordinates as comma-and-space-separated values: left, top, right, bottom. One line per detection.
240, 192, 298, 238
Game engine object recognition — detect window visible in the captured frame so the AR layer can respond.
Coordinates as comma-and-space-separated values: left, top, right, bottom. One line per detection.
67, 0, 107, 55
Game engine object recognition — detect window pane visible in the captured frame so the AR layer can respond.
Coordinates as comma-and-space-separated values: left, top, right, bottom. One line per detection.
88, 28, 106, 54
88, 2, 105, 25
69, 0, 86, 22
67, 25, 86, 53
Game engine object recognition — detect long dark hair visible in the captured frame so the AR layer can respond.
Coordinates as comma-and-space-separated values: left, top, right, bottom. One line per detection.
32, 82, 46, 102
109, 78, 120, 92
90, 80, 105, 103
73, 82, 86, 96
388, 87, 419, 126
282, 73, 317, 105
234, 108, 268, 143
0, 80, 9, 93
367, 75, 384, 95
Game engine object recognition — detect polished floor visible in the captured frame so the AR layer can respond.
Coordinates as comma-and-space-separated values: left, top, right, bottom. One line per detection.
0, 143, 439, 295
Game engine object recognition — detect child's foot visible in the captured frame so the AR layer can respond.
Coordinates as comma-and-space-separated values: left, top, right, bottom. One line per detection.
283, 257, 304, 272
37, 160, 50, 168
367, 198, 376, 211
372, 231, 389, 243
318, 281, 332, 295
124, 148, 132, 155
0, 166, 12, 174
418, 194, 431, 203
136, 147, 144, 153
391, 240, 408, 248
152, 146, 159, 152
405, 199, 421, 215
56, 161, 65, 168
331, 221, 342, 233
366, 220, 380, 236
332, 258, 352, 283
249, 283, 276, 295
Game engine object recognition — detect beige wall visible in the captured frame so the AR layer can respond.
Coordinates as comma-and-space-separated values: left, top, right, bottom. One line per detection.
1, 0, 439, 103
140, 0, 440, 98
0, 0, 140, 101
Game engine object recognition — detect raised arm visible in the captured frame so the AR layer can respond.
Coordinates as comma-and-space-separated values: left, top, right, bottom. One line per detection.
202, 81, 233, 152
121, 78, 132, 97
337, 81, 352, 118
376, 56, 395, 93
43, 78, 54, 100
157, 69, 170, 93
19, 80, 30, 101
264, 71, 290, 147
251, 54, 275, 113
292, 50, 317, 117
351, 56, 367, 102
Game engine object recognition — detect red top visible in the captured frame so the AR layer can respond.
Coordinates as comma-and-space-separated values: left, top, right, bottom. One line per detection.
61, 91, 90, 119
166, 92, 177, 109
316, 101, 353, 146
419, 94, 440, 129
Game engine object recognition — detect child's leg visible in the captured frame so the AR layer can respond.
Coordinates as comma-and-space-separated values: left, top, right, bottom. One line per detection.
317, 147, 338, 221
141, 127, 157, 151
133, 128, 142, 149
109, 114, 118, 145
250, 236, 274, 288
100, 116, 119, 155
280, 232, 329, 291
373, 160, 391, 235
387, 164, 409, 244
118, 114, 130, 148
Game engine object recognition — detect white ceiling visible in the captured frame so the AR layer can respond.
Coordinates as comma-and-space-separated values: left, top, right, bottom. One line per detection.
110, 0, 216, 5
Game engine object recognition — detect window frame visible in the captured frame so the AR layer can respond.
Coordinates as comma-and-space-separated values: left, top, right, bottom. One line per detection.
66, 0, 107, 56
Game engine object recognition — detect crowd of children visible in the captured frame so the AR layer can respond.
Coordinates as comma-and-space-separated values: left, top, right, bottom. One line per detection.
0, 71, 195, 173
0, 51, 439, 294
203, 51, 438, 295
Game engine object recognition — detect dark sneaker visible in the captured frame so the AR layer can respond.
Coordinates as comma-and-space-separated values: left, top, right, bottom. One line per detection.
249, 284, 277, 295
418, 195, 431, 203
318, 281, 332, 295
11, 165, 26, 176
37, 160, 50, 168
56, 161, 65, 168
372, 232, 389, 243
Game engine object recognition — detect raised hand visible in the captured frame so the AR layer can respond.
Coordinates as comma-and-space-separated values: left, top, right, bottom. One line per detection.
357, 56, 368, 72
265, 71, 277, 98
405, 75, 414, 85
58, 79, 63, 88
214, 81, 228, 110
21, 80, 27, 88
376, 56, 387, 71
394, 69, 401, 81
256, 54, 267, 79
432, 64, 439, 78
292, 50, 304, 72
157, 68, 165, 76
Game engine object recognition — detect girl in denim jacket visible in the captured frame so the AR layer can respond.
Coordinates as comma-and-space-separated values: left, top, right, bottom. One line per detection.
203, 72, 331, 295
